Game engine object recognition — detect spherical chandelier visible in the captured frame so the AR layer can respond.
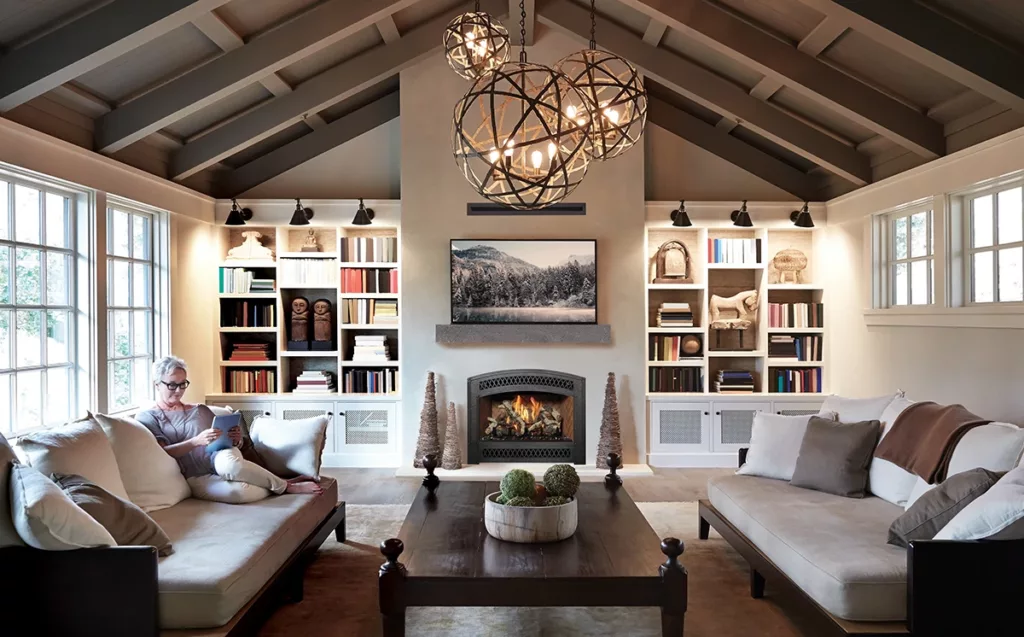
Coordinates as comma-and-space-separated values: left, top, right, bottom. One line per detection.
452, 2, 592, 209
443, 2, 511, 81
556, 0, 647, 160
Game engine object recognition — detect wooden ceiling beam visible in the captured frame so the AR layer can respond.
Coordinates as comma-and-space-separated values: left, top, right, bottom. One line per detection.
617, 0, 944, 158
96, 0, 418, 153
0, 0, 231, 112
217, 91, 400, 197
539, 0, 871, 185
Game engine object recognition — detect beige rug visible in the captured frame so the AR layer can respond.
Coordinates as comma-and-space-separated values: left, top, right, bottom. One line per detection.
259, 503, 814, 636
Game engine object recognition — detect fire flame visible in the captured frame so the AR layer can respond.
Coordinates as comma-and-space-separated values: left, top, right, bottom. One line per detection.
512, 394, 543, 423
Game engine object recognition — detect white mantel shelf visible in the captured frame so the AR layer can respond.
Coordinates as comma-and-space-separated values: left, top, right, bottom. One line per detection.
394, 463, 653, 480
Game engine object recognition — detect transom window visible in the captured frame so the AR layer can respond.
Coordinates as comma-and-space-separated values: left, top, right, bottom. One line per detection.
968, 186, 1024, 303
888, 208, 934, 306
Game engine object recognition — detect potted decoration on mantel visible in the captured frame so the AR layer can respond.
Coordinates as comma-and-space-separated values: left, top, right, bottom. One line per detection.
484, 465, 581, 543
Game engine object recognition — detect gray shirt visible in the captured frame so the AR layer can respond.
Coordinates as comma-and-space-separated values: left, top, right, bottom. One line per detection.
136, 404, 217, 479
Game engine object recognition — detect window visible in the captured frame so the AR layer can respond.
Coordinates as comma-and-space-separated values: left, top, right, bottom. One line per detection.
0, 177, 78, 433
106, 202, 157, 411
885, 207, 934, 306
967, 185, 1024, 303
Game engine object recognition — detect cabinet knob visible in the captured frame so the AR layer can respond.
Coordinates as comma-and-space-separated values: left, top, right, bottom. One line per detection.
326, 412, 333, 417
716, 411, 721, 416
703, 411, 709, 416
263, 411, 271, 416
776, 411, 781, 414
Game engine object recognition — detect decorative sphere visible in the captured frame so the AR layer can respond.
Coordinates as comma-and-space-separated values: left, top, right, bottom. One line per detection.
556, 49, 647, 160
500, 468, 537, 499
682, 335, 701, 355
543, 464, 581, 497
443, 11, 511, 81
543, 496, 571, 506
504, 496, 535, 507
452, 62, 592, 209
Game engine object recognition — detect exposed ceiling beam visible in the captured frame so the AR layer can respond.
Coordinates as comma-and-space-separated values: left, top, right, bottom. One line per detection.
96, 0, 417, 153
190, 12, 327, 130
0, 0, 231, 112
539, 0, 871, 185
511, 0, 536, 46
642, 19, 667, 47
218, 91, 400, 197
172, 0, 503, 180
798, 0, 1024, 113
797, 15, 847, 56
617, 0, 943, 159
649, 96, 819, 201
375, 16, 401, 44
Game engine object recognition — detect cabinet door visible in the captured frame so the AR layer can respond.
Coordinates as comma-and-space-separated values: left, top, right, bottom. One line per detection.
334, 401, 397, 467
772, 401, 824, 416
274, 402, 336, 453
208, 402, 273, 437
712, 401, 771, 452
650, 401, 711, 454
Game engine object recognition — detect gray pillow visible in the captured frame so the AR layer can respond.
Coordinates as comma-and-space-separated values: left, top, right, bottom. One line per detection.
888, 468, 1002, 548
0, 432, 25, 547
51, 473, 173, 557
790, 416, 881, 498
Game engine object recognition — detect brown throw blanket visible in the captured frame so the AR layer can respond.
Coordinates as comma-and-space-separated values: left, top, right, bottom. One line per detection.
874, 401, 991, 483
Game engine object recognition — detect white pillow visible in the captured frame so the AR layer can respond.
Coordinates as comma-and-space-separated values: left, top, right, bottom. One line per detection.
820, 392, 900, 423
946, 423, 1024, 477
904, 477, 936, 510
16, 419, 128, 501
869, 396, 919, 506
935, 466, 1024, 541
737, 412, 835, 481
250, 415, 329, 479
9, 464, 116, 550
0, 432, 25, 547
91, 412, 191, 512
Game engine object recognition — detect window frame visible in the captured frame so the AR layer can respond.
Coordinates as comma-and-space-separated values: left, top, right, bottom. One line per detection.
961, 180, 1024, 307
872, 200, 938, 310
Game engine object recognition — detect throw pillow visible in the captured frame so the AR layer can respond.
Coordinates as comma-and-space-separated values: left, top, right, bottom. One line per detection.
946, 423, 1024, 477
51, 473, 173, 556
904, 477, 936, 510
9, 464, 116, 550
250, 415, 329, 479
16, 419, 128, 501
90, 411, 190, 513
935, 466, 1024, 541
737, 411, 836, 481
887, 467, 1002, 548
0, 432, 25, 547
820, 392, 900, 423
869, 395, 919, 507
790, 416, 881, 498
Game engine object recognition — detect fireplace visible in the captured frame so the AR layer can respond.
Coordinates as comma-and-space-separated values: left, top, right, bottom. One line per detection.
467, 369, 585, 464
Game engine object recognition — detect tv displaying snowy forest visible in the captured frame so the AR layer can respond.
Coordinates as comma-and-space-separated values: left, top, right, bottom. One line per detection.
451, 240, 597, 324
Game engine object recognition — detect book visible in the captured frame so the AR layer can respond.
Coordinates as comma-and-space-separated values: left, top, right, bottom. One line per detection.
206, 412, 241, 454
341, 236, 397, 263
707, 238, 762, 265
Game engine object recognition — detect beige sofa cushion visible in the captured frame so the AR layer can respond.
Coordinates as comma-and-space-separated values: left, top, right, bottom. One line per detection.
148, 477, 337, 629
708, 474, 907, 621
16, 419, 129, 501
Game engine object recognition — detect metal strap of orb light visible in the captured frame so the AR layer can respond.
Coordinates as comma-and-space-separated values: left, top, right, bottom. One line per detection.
443, 1, 511, 81
451, 0, 592, 209
555, 0, 647, 160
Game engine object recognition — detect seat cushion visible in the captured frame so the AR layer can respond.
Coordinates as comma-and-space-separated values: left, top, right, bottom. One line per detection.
148, 477, 338, 629
708, 474, 907, 621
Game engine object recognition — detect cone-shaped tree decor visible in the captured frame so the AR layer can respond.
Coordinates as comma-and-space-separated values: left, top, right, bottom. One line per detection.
442, 401, 463, 470
413, 371, 440, 468
596, 372, 623, 469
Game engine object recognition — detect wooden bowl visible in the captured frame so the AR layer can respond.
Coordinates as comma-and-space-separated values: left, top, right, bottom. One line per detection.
484, 491, 578, 543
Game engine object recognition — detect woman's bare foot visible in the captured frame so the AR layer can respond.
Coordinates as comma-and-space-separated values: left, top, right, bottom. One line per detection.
285, 482, 323, 495
286, 475, 318, 484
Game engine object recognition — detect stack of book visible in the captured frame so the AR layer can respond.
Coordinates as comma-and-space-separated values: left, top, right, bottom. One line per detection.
294, 370, 336, 394
351, 335, 390, 362
708, 238, 761, 264
279, 258, 336, 287
769, 334, 823, 361
250, 278, 275, 293
657, 302, 693, 327
768, 302, 824, 328
225, 369, 274, 393
372, 300, 398, 325
343, 368, 398, 394
341, 236, 398, 263
648, 367, 703, 393
771, 368, 822, 393
227, 342, 272, 362
715, 370, 755, 394
341, 268, 398, 293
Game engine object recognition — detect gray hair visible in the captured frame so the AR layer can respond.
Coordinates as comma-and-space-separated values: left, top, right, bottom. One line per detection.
153, 355, 188, 381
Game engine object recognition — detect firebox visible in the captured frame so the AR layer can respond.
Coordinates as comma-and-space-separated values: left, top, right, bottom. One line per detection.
467, 369, 585, 464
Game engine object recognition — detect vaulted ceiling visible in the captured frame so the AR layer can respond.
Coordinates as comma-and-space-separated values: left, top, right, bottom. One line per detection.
1, 0, 1023, 201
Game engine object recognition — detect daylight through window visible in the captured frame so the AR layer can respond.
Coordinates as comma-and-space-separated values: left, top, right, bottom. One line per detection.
968, 186, 1024, 303
888, 208, 934, 306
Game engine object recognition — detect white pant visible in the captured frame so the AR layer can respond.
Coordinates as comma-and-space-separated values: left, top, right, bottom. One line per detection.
186, 448, 287, 504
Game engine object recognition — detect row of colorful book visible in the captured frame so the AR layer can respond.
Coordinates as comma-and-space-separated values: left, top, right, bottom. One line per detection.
768, 335, 823, 361
342, 368, 398, 394
224, 369, 275, 393
767, 302, 824, 328
220, 301, 275, 328
770, 368, 822, 393
708, 238, 761, 265
650, 335, 702, 361
341, 236, 397, 263
656, 302, 693, 327
341, 268, 398, 293
341, 299, 398, 325
648, 367, 703, 393
219, 267, 274, 294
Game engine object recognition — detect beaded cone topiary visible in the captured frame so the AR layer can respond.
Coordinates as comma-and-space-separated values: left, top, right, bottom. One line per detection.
543, 464, 580, 498
500, 468, 536, 499
505, 496, 535, 507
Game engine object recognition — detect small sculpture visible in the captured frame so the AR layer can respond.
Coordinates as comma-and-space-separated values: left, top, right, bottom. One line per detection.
311, 298, 333, 350
771, 248, 808, 284
226, 230, 274, 260
289, 297, 309, 350
651, 240, 693, 284
300, 229, 321, 252
710, 289, 759, 326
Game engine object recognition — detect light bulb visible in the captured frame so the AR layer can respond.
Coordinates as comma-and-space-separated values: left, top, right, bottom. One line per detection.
488, 148, 500, 163
503, 138, 515, 156
604, 108, 620, 124
465, 30, 475, 41
566, 104, 577, 119
547, 142, 557, 159
531, 150, 543, 169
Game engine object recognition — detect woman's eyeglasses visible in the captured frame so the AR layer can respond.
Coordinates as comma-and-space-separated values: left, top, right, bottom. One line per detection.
159, 381, 191, 391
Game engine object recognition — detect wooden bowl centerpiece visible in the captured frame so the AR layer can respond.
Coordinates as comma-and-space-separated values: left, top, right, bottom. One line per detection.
484, 465, 581, 543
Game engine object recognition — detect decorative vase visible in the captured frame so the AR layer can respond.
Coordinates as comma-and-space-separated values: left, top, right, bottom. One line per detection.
483, 491, 578, 543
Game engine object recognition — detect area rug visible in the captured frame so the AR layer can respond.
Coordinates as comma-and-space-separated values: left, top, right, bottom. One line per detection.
258, 503, 812, 636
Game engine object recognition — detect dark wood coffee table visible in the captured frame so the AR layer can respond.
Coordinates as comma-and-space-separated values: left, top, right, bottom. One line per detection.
377, 478, 687, 636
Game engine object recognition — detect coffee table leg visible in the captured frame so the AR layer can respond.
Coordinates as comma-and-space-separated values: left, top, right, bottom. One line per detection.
659, 537, 688, 637
379, 538, 408, 637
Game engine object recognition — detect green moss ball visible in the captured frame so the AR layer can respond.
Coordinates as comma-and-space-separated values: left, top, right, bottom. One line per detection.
495, 494, 508, 505
542, 496, 571, 506
500, 469, 536, 499
543, 464, 580, 497
505, 496, 535, 507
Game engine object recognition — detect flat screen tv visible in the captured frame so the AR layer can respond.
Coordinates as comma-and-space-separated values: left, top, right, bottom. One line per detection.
451, 239, 597, 324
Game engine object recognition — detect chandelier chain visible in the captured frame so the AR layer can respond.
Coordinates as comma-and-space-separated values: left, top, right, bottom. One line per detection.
474, 0, 480, 10
519, 0, 527, 62
589, 0, 597, 49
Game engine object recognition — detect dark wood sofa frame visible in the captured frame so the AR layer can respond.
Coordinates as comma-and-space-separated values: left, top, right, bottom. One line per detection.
0, 501, 345, 637
698, 448, 1024, 637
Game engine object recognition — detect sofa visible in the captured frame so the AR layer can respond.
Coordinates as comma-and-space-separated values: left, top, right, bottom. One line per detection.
698, 394, 1024, 637
0, 411, 346, 637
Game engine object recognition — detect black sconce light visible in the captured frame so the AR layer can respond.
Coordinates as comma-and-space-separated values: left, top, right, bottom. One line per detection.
670, 200, 691, 227
791, 202, 814, 228
352, 198, 375, 226
731, 200, 752, 227
225, 199, 253, 226
289, 198, 314, 226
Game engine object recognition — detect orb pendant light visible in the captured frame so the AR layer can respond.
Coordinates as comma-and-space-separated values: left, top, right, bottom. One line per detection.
443, 1, 511, 81
452, 2, 592, 209
556, 0, 647, 160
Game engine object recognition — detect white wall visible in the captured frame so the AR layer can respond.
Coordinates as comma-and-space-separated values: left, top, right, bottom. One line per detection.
170, 215, 220, 404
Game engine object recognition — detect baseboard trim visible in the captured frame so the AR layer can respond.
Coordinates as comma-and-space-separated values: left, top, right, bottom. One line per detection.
647, 452, 736, 468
